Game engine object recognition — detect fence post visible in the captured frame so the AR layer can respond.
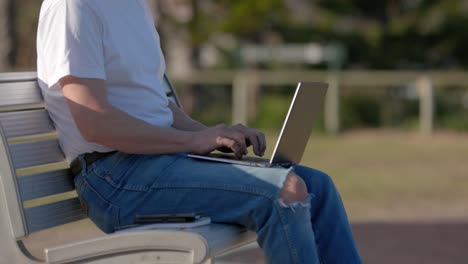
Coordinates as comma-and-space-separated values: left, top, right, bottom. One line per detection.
417, 76, 434, 135
325, 72, 340, 134
232, 72, 249, 125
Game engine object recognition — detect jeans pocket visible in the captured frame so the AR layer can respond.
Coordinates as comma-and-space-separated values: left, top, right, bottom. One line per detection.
79, 179, 120, 233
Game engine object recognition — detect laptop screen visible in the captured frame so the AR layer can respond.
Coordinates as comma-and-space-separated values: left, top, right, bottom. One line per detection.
270, 82, 328, 165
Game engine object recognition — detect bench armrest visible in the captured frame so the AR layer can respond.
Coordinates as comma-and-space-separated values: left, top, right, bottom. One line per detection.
45, 230, 209, 264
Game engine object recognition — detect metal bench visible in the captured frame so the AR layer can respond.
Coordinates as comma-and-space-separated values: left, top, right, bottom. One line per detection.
0, 72, 256, 264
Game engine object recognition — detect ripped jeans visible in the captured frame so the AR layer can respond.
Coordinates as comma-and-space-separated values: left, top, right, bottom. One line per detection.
73, 152, 362, 264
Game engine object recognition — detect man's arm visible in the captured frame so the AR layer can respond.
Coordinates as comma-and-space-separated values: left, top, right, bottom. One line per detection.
168, 101, 207, 131
60, 76, 249, 157
168, 100, 266, 157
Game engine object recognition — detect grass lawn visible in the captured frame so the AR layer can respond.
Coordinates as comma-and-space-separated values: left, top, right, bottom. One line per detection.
262, 130, 468, 222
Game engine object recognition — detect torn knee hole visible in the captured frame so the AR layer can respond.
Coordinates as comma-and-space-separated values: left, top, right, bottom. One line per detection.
279, 173, 308, 205
277, 194, 311, 209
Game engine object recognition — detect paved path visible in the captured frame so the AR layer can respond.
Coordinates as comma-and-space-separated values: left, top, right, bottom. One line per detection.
216, 222, 468, 263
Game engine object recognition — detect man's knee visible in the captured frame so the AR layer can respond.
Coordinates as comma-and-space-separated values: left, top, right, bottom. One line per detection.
279, 171, 308, 204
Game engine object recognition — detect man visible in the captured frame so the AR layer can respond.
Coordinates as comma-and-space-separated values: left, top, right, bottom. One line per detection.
36, 0, 361, 263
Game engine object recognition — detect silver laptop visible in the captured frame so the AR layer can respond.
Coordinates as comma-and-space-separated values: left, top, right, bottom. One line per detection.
188, 82, 328, 167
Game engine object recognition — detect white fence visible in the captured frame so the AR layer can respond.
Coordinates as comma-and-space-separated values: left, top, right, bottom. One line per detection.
171, 70, 468, 135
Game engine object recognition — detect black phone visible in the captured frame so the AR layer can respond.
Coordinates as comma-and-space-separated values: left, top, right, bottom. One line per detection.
134, 213, 201, 224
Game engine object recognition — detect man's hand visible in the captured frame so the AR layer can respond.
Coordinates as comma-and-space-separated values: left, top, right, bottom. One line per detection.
230, 124, 266, 157
191, 124, 266, 159
191, 124, 247, 159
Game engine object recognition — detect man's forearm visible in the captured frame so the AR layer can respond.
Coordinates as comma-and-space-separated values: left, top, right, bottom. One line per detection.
168, 101, 207, 131
81, 104, 195, 154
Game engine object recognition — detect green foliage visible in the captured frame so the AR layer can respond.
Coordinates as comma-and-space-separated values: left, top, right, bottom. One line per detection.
441, 113, 468, 131
10, 0, 468, 69
435, 88, 468, 131
217, 0, 285, 34
252, 93, 292, 131
341, 95, 381, 129
191, 0, 286, 43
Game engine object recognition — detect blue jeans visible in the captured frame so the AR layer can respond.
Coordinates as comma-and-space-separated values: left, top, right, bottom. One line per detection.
74, 152, 361, 264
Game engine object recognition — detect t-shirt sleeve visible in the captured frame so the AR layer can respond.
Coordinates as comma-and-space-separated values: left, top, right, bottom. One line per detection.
39, 1, 106, 87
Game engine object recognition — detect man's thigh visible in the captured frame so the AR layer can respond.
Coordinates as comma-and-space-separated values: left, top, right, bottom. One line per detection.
88, 153, 292, 227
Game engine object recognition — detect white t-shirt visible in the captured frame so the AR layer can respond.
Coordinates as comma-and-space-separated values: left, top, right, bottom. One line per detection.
37, 0, 173, 161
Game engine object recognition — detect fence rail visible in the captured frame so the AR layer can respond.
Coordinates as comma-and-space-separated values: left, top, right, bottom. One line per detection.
171, 70, 468, 135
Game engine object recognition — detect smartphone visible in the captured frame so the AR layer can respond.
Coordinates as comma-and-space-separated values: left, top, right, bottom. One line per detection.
134, 213, 201, 224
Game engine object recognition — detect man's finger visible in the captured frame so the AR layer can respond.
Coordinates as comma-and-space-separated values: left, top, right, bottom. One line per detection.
247, 133, 261, 156
218, 137, 244, 158
229, 126, 266, 156
223, 128, 247, 155
257, 132, 267, 155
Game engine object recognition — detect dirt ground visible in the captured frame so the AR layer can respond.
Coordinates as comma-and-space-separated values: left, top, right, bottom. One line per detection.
216, 221, 468, 264
24, 219, 468, 263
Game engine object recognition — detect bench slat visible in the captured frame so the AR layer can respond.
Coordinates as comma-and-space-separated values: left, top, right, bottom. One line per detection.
0, 81, 43, 107
0, 103, 46, 113
18, 169, 74, 201
0, 110, 54, 138
25, 198, 86, 233
9, 140, 65, 169
0, 71, 37, 83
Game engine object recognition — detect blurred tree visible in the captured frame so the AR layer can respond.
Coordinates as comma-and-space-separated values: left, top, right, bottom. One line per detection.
308, 0, 468, 69
9, 0, 468, 70
192, 0, 286, 41
147, 0, 197, 114
148, 0, 194, 78
0, 0, 14, 71
3, 0, 467, 130
13, 0, 41, 70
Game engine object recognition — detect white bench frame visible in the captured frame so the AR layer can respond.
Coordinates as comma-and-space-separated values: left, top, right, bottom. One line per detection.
0, 72, 256, 264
